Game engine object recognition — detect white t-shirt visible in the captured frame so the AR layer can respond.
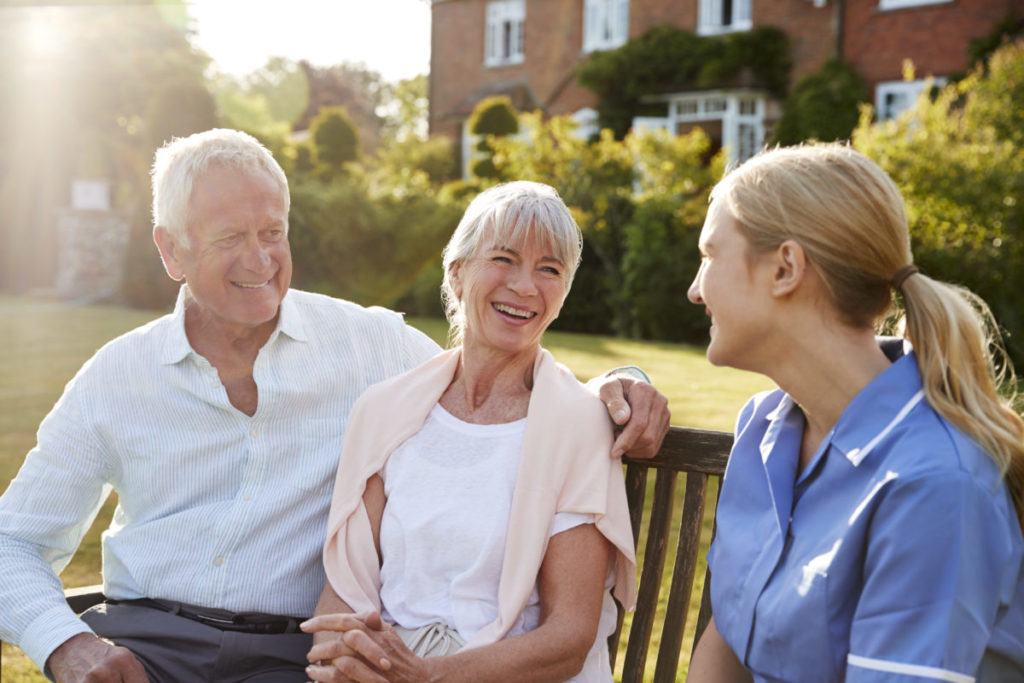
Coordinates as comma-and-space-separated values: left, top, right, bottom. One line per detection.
379, 404, 617, 681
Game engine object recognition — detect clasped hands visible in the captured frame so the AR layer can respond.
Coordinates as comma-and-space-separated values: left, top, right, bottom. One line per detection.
303, 611, 430, 683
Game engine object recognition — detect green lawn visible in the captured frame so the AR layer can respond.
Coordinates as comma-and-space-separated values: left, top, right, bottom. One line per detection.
0, 296, 773, 681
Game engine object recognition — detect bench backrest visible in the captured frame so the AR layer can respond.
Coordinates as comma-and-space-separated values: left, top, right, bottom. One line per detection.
609, 425, 733, 682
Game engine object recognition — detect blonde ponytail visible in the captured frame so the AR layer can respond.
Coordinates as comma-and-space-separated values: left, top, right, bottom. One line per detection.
898, 273, 1024, 529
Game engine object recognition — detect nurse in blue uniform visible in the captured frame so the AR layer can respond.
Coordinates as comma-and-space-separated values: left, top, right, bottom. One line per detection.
685, 144, 1024, 683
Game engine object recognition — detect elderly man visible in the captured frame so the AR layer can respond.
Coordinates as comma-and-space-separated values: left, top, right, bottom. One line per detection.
0, 129, 668, 682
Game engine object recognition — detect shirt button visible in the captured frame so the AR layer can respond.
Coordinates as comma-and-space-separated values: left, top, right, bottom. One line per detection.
243, 493, 252, 501
214, 557, 224, 567
251, 426, 260, 437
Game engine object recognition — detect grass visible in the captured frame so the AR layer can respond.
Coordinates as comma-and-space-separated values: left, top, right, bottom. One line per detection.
0, 296, 773, 681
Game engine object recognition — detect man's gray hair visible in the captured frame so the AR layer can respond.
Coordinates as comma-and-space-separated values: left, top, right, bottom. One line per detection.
151, 129, 289, 245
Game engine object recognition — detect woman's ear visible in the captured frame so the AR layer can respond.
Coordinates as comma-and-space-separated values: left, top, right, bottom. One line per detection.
448, 262, 463, 299
770, 239, 807, 298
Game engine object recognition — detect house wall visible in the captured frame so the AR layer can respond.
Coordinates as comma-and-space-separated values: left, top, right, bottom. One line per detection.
430, 0, 599, 142
843, 0, 1020, 93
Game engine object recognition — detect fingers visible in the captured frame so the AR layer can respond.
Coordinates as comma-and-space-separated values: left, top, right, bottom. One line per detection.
301, 611, 372, 634
306, 657, 388, 683
596, 376, 631, 426
342, 629, 392, 672
612, 380, 670, 459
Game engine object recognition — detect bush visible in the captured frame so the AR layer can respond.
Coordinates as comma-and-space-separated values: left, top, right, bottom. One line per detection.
772, 59, 869, 145
853, 40, 1024, 366
288, 166, 465, 307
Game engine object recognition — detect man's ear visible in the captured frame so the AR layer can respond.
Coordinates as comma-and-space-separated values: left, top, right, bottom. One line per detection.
153, 226, 185, 282
770, 239, 807, 298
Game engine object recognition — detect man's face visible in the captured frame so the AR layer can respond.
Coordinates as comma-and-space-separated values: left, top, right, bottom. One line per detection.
156, 163, 292, 340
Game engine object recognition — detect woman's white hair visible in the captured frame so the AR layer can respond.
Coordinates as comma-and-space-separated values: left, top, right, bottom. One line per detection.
151, 128, 289, 246
441, 181, 583, 345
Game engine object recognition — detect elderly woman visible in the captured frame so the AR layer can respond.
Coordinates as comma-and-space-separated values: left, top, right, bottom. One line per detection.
302, 181, 636, 682
686, 144, 1024, 682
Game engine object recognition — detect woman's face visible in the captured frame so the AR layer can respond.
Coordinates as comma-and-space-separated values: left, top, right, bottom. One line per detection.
687, 200, 774, 370
453, 230, 568, 358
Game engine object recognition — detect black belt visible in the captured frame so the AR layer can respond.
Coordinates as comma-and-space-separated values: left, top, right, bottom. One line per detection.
107, 598, 307, 635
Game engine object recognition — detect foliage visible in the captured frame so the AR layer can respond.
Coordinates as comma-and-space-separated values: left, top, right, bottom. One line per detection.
380, 74, 430, 144
853, 40, 1024, 366
772, 59, 869, 145
489, 113, 724, 340
208, 57, 308, 139
375, 136, 459, 185
578, 25, 791, 137
287, 165, 465, 307
0, 0, 217, 306
468, 96, 520, 180
309, 106, 361, 168
294, 61, 388, 154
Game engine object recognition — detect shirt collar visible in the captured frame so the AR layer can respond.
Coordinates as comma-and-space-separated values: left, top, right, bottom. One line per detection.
826, 337, 924, 468
158, 286, 308, 365
759, 337, 924, 473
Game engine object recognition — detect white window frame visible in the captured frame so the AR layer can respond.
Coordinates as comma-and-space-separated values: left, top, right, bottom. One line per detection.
661, 90, 764, 165
582, 0, 629, 53
875, 78, 946, 121
571, 107, 600, 139
697, 0, 752, 36
485, 0, 525, 67
878, 0, 952, 10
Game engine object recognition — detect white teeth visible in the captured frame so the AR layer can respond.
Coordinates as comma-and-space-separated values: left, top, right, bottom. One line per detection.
493, 303, 535, 319
235, 281, 268, 289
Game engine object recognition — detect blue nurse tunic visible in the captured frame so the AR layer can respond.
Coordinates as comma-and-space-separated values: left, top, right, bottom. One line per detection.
708, 340, 1024, 682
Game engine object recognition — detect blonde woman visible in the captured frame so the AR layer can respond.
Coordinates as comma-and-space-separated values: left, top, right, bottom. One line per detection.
303, 181, 636, 682
686, 144, 1024, 682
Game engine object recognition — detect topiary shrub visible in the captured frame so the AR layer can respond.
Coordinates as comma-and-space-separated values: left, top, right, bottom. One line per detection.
772, 59, 869, 145
309, 106, 360, 168
467, 96, 519, 180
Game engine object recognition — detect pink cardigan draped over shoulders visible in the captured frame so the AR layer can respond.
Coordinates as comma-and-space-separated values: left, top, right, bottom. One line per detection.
322, 347, 637, 650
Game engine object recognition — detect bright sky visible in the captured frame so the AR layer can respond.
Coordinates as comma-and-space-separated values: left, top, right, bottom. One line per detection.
186, 0, 432, 82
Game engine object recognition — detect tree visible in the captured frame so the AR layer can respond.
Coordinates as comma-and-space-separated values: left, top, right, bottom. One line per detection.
0, 0, 217, 304
294, 61, 387, 154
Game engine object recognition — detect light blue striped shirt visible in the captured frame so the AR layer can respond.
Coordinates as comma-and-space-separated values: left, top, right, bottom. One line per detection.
0, 286, 440, 671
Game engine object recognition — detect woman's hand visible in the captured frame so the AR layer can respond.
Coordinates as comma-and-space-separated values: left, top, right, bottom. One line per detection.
304, 611, 433, 683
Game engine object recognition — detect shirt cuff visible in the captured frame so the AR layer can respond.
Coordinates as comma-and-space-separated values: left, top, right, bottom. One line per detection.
20, 603, 94, 678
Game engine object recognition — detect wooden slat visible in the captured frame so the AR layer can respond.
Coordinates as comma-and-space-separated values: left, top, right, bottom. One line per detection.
621, 469, 677, 683
653, 471, 708, 682
624, 426, 732, 476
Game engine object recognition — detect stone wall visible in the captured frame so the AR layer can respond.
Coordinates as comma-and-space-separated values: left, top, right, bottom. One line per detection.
54, 209, 130, 301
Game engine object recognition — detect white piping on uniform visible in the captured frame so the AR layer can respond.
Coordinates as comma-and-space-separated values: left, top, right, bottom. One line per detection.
847, 654, 974, 682
846, 390, 925, 467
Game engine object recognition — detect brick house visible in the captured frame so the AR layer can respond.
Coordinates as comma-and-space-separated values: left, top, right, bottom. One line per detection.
429, 0, 1019, 166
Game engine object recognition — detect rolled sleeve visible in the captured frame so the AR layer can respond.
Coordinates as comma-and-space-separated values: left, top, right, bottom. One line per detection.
846, 471, 1016, 682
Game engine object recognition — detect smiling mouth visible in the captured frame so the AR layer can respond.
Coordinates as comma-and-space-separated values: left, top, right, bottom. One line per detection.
493, 303, 536, 320
233, 280, 270, 289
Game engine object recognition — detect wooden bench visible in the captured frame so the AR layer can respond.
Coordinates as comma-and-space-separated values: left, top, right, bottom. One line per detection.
2, 425, 733, 680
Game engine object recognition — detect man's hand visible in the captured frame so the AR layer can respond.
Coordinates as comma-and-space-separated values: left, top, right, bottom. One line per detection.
47, 632, 149, 683
595, 375, 670, 459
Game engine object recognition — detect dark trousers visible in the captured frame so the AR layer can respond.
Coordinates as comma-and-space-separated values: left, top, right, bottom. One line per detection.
81, 602, 313, 682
